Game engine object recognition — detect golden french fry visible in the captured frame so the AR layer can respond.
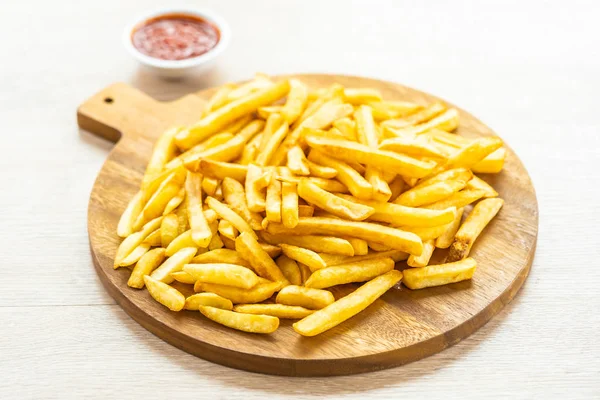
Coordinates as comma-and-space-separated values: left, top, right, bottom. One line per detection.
386, 109, 459, 137
195, 280, 281, 304
262, 232, 354, 256
165, 230, 197, 256
435, 207, 464, 248
258, 113, 284, 152
233, 304, 314, 319
201, 83, 236, 116
239, 133, 261, 165
388, 176, 405, 202
170, 271, 197, 285
281, 79, 309, 124
367, 242, 392, 252
367, 101, 422, 121
340, 237, 369, 256
382, 102, 446, 130
254, 120, 289, 166
276, 285, 334, 310
447, 198, 503, 261
298, 204, 315, 217
160, 213, 179, 248
175, 80, 290, 150
135, 172, 183, 230
305, 135, 436, 178
128, 248, 166, 289
272, 100, 354, 165
117, 191, 144, 238
257, 105, 282, 119
218, 219, 238, 240
265, 178, 282, 223
276, 255, 302, 286
199, 306, 279, 333
293, 270, 402, 336
117, 244, 150, 267
281, 181, 299, 228
141, 126, 181, 188
305, 257, 395, 289
442, 136, 504, 171
466, 176, 498, 198
336, 194, 455, 227
183, 122, 263, 171
206, 196, 257, 240
298, 262, 312, 284
379, 136, 447, 159
185, 292, 233, 310
207, 220, 224, 250
184, 171, 212, 247
413, 167, 472, 190
151, 247, 197, 284
222, 177, 263, 231
395, 180, 466, 207
201, 177, 219, 197
175, 204, 189, 233
279, 244, 328, 272
142, 229, 161, 247
306, 158, 338, 179
114, 217, 163, 268
163, 187, 186, 215
407, 240, 435, 267
184, 263, 259, 289
197, 160, 248, 182
235, 232, 288, 283
245, 164, 271, 213
399, 223, 453, 241
403, 258, 476, 289
343, 88, 382, 104
287, 145, 311, 175
307, 150, 373, 199
191, 248, 251, 269
167, 132, 236, 170
423, 189, 487, 210
472, 148, 506, 173
226, 74, 274, 102
144, 275, 185, 311
260, 242, 282, 259
266, 217, 423, 255
332, 117, 357, 141
297, 179, 374, 221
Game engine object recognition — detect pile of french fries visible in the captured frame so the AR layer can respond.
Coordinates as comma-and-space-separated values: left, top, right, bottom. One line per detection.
114, 74, 505, 336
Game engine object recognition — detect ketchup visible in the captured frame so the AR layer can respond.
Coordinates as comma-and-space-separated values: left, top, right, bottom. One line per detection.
132, 14, 220, 61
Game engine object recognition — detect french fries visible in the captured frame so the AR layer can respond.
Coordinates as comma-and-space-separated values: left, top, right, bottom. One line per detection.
175, 80, 290, 150
234, 304, 314, 319
297, 178, 374, 220
293, 270, 402, 336
184, 263, 259, 289
402, 258, 477, 289
280, 244, 327, 272
276, 285, 335, 310
184, 292, 233, 311
262, 232, 354, 256
199, 306, 279, 333
447, 198, 504, 261
304, 257, 395, 289
114, 76, 506, 337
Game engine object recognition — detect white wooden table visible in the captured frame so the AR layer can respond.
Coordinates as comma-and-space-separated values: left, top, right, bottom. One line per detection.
1, 0, 599, 398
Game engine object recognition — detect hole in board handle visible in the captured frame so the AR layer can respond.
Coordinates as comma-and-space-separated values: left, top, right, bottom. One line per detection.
104, 97, 114, 104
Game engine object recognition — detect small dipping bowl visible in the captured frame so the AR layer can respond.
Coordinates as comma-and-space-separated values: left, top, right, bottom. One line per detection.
123, 7, 231, 78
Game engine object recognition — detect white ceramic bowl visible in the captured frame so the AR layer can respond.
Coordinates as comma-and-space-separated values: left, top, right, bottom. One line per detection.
123, 7, 231, 78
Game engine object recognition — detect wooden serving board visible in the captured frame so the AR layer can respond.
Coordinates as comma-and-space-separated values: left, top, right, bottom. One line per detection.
78, 74, 538, 376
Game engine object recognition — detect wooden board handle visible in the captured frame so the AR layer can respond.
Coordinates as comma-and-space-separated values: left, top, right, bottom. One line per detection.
77, 83, 162, 142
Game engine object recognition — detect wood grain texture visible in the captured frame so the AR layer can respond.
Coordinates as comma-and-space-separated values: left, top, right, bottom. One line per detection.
78, 74, 538, 376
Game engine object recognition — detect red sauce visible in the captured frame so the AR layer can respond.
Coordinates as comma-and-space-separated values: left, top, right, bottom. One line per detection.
132, 14, 220, 61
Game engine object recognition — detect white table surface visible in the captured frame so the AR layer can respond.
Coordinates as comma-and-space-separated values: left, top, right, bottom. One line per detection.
1, 0, 599, 398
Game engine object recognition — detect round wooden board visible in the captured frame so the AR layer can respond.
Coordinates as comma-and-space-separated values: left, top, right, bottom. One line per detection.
78, 74, 538, 376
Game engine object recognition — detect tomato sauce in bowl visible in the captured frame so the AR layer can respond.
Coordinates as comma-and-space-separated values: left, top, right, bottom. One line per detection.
132, 14, 220, 61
